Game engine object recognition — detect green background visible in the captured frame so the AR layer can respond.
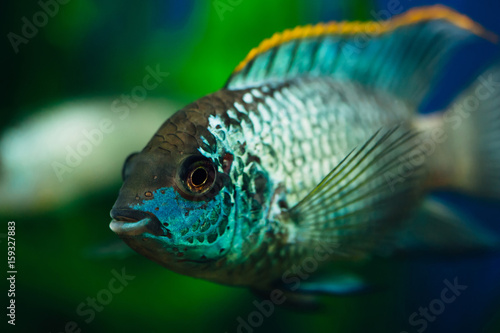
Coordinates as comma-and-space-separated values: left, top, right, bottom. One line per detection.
2, 0, 500, 332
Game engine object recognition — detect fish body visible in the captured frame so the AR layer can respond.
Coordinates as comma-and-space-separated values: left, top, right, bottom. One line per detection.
110, 6, 500, 294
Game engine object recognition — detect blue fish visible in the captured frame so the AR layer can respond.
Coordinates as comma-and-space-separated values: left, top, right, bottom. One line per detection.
109, 5, 500, 302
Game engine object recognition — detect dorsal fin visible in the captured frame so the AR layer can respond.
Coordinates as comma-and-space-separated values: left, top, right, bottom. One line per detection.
225, 5, 496, 106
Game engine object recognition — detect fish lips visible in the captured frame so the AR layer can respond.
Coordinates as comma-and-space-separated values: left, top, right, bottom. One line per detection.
109, 208, 164, 237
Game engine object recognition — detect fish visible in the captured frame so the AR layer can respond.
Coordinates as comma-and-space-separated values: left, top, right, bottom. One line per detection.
109, 5, 500, 299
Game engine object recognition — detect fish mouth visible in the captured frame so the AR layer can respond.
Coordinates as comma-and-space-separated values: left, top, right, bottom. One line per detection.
109, 208, 164, 237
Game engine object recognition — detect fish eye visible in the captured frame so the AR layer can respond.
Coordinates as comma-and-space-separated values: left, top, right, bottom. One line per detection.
122, 152, 139, 180
180, 157, 216, 194
189, 167, 208, 188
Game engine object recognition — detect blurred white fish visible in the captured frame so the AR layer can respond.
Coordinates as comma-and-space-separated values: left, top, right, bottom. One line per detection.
0, 98, 180, 213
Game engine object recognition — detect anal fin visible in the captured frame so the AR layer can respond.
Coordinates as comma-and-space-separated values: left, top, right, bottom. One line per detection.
393, 196, 500, 255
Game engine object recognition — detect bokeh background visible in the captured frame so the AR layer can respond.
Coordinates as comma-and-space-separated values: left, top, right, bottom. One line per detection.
2, 0, 500, 332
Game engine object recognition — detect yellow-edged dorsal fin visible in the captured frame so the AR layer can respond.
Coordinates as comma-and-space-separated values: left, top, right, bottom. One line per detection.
225, 5, 496, 106
233, 5, 496, 74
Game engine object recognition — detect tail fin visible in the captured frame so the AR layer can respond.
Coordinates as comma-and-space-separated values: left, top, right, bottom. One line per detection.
426, 63, 500, 198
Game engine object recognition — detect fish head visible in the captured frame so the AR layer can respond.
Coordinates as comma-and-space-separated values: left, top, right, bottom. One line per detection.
109, 107, 237, 275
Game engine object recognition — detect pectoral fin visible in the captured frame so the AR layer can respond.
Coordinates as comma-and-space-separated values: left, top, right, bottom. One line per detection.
288, 125, 424, 259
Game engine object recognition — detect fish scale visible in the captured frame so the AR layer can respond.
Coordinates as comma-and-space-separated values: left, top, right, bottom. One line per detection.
215, 78, 413, 209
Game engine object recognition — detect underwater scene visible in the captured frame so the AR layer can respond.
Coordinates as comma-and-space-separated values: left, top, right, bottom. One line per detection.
2, 0, 500, 332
